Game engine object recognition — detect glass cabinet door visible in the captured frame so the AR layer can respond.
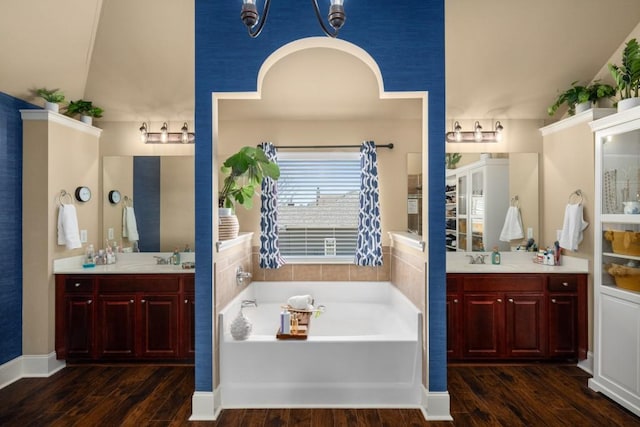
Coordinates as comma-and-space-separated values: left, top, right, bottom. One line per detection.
457, 174, 468, 251
599, 127, 640, 293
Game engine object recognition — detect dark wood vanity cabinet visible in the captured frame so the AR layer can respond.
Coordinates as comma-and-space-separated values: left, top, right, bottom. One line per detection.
447, 273, 587, 361
56, 273, 194, 362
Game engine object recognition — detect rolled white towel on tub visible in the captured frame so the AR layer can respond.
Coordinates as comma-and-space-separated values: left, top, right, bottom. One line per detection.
287, 295, 313, 310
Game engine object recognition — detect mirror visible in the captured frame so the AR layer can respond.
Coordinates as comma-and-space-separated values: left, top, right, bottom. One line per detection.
103, 156, 195, 252
406, 152, 539, 250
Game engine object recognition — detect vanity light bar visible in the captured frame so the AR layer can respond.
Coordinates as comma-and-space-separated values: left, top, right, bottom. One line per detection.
446, 121, 503, 143
140, 122, 195, 144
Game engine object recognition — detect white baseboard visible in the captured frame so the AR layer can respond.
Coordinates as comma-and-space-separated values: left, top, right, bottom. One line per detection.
0, 353, 66, 389
190, 389, 221, 421
422, 388, 453, 421
578, 352, 594, 375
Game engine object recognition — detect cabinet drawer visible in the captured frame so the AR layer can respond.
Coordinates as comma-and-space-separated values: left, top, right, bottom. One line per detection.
463, 275, 544, 292
548, 276, 578, 292
98, 276, 180, 293
65, 277, 94, 293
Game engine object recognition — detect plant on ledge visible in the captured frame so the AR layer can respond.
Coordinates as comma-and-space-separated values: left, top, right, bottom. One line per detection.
547, 80, 615, 117
609, 38, 640, 100
219, 146, 280, 210
35, 88, 65, 104
64, 99, 104, 118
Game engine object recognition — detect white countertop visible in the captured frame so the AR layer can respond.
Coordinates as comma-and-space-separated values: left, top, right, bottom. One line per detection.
447, 251, 588, 274
53, 252, 195, 274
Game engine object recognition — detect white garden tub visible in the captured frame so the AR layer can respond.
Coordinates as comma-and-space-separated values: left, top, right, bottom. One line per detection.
218, 281, 423, 408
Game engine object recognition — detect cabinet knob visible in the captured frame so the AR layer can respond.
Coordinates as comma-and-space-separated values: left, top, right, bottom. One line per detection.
184, 299, 189, 304
141, 299, 146, 304
551, 298, 557, 303
75, 283, 81, 287
453, 299, 459, 303
508, 298, 514, 303
497, 298, 503, 303
562, 282, 569, 287
87, 299, 92, 305
130, 299, 134, 304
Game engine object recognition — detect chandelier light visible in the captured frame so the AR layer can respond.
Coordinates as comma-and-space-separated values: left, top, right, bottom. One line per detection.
139, 122, 195, 144
241, 0, 346, 38
446, 120, 504, 143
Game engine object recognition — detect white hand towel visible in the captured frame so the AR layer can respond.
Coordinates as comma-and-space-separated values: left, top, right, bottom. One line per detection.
287, 295, 313, 310
122, 206, 139, 241
499, 206, 524, 242
57, 204, 82, 250
559, 203, 589, 251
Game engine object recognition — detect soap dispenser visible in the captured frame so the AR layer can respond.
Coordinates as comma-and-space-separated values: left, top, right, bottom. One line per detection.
491, 247, 501, 265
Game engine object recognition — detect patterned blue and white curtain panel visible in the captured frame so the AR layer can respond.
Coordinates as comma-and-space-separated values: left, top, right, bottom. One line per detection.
355, 141, 383, 266
259, 142, 286, 269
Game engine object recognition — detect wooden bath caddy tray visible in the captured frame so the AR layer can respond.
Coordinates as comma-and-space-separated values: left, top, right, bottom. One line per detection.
277, 305, 312, 340
276, 324, 308, 340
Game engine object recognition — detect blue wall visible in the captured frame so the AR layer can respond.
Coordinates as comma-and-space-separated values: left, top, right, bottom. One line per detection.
194, 0, 446, 392
0, 92, 37, 364
133, 156, 161, 252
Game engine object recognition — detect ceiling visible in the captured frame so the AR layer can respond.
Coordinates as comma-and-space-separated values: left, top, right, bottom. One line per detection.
2, 1, 640, 122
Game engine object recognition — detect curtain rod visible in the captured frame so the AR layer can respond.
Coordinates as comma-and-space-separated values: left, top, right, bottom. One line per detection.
256, 143, 394, 150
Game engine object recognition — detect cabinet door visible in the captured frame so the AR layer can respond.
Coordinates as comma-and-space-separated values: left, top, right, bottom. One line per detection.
140, 294, 179, 358
183, 293, 196, 358
446, 293, 462, 359
463, 293, 503, 358
505, 293, 545, 357
548, 294, 577, 358
98, 295, 136, 358
65, 295, 94, 358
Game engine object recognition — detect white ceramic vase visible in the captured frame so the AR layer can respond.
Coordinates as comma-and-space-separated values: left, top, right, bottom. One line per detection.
230, 308, 252, 340
44, 101, 59, 113
617, 97, 640, 112
574, 101, 592, 114
80, 115, 92, 125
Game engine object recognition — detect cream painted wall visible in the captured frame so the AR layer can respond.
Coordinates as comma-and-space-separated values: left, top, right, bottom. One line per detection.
540, 114, 598, 352
22, 112, 100, 355
217, 118, 422, 246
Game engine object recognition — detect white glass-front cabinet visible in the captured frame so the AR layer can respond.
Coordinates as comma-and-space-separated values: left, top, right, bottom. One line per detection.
445, 158, 509, 252
590, 108, 640, 417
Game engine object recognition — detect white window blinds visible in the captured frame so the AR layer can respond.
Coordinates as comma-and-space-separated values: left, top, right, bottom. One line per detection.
277, 152, 360, 257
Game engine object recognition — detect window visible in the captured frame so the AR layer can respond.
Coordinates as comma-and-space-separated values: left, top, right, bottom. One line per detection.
277, 152, 360, 259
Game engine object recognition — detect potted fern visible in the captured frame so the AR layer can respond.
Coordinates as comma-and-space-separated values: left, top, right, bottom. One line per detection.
609, 38, 640, 111
218, 146, 280, 240
64, 100, 104, 125
35, 88, 65, 113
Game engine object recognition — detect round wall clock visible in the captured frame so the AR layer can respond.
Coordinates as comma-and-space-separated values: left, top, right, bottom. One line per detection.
75, 186, 91, 202
108, 190, 121, 204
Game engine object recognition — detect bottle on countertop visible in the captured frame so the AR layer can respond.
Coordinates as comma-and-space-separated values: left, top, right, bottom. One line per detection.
173, 248, 181, 265
491, 247, 501, 265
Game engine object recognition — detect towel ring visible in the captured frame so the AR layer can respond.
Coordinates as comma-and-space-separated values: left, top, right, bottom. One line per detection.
57, 190, 74, 206
123, 195, 133, 207
510, 195, 519, 207
569, 189, 584, 205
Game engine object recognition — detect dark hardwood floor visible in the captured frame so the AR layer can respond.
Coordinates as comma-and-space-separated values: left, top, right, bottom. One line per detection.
0, 363, 638, 426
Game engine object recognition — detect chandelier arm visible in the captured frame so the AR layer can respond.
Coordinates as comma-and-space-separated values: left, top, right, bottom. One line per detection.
247, 0, 272, 38
312, 0, 339, 38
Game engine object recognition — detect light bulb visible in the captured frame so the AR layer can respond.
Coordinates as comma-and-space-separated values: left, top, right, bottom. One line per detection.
181, 122, 190, 144
139, 122, 148, 143
454, 121, 462, 142
495, 121, 504, 142
474, 121, 483, 142
160, 122, 169, 143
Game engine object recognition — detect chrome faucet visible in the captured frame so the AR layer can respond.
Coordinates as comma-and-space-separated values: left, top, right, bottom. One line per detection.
466, 254, 487, 264
236, 265, 252, 286
241, 299, 258, 308
154, 255, 171, 265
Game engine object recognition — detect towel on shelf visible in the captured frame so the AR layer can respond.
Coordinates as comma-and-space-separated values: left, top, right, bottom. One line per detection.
57, 204, 82, 250
287, 295, 314, 310
558, 203, 589, 251
122, 206, 139, 241
499, 206, 524, 241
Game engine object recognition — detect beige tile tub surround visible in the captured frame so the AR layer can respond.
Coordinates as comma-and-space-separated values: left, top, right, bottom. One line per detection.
251, 247, 391, 281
